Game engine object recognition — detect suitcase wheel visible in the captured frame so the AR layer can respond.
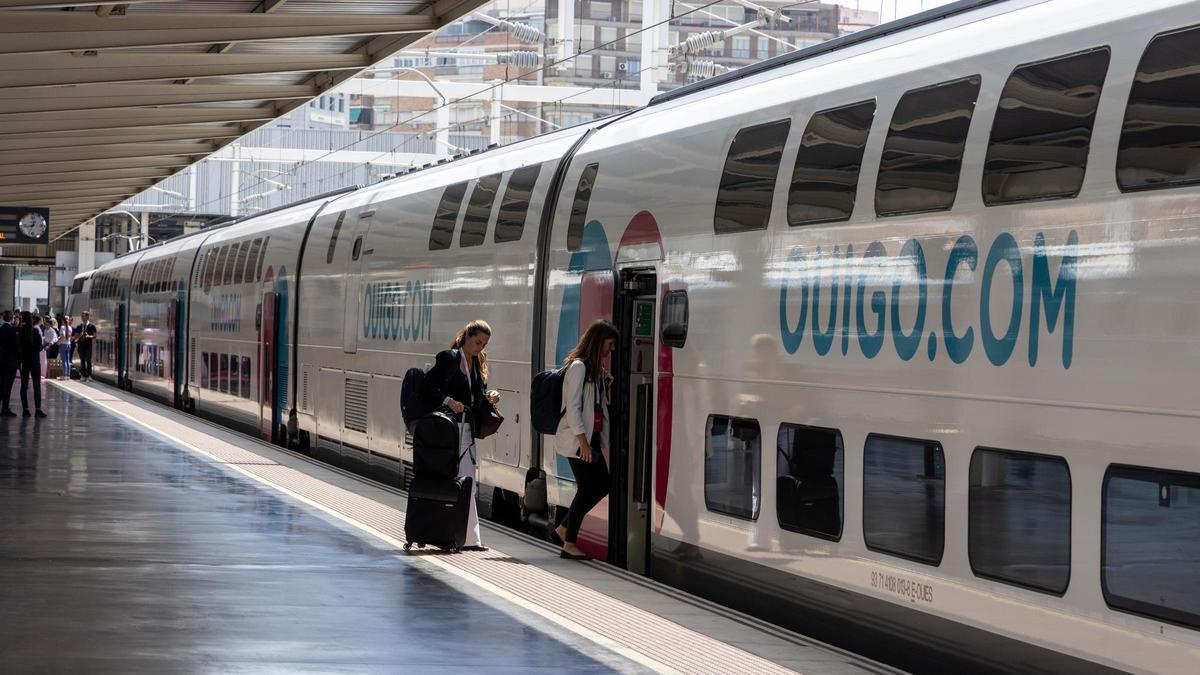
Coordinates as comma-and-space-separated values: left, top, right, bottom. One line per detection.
404, 542, 412, 551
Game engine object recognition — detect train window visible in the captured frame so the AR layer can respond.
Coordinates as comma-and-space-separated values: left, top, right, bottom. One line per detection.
460, 173, 502, 247
1102, 465, 1200, 629
229, 356, 240, 396
704, 415, 761, 521
242, 239, 262, 282
660, 290, 688, 348
208, 353, 218, 390
200, 352, 210, 389
240, 356, 251, 398
1117, 24, 1200, 192
351, 235, 363, 262
715, 119, 791, 234
777, 424, 843, 540
495, 163, 542, 243
430, 182, 468, 251
876, 76, 981, 217
326, 212, 346, 264
255, 237, 269, 282
863, 434, 945, 565
201, 251, 215, 292
234, 242, 250, 284
219, 354, 229, 393
969, 448, 1071, 594
71, 276, 84, 294
984, 48, 1110, 205
218, 246, 233, 287
788, 100, 876, 226
567, 163, 600, 251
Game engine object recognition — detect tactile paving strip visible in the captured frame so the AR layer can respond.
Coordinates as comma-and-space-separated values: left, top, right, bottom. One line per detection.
55, 381, 798, 675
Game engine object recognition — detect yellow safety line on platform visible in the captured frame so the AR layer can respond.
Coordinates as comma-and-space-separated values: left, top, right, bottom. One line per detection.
51, 381, 799, 675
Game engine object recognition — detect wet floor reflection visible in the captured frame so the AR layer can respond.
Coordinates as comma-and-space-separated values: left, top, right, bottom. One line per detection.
0, 384, 629, 672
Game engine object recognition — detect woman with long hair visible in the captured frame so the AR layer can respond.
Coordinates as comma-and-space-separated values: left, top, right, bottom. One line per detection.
552, 319, 619, 560
419, 319, 501, 551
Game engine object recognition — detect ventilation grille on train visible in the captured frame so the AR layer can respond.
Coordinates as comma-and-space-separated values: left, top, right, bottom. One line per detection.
301, 369, 310, 412
344, 378, 368, 434
189, 337, 196, 381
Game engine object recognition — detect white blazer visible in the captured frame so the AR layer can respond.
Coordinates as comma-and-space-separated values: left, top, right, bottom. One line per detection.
552, 359, 611, 457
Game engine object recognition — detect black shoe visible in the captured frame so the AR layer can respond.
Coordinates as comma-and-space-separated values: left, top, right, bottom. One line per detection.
559, 549, 591, 561
34, 410, 46, 418
461, 545, 489, 552
1, 410, 15, 417
22, 410, 31, 417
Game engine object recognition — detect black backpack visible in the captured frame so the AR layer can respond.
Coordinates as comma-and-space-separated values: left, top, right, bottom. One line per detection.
530, 364, 569, 434
400, 349, 459, 427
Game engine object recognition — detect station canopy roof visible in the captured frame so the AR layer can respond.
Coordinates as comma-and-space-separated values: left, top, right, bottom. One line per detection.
0, 0, 487, 242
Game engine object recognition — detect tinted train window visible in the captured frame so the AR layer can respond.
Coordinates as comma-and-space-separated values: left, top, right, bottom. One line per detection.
1118, 24, 1200, 191
430, 182, 468, 250
777, 424, 843, 540
230, 356, 240, 395
240, 356, 251, 398
326, 212, 345, 264
460, 174, 502, 247
863, 434, 945, 564
715, 119, 790, 234
201, 251, 215, 292
788, 100, 875, 226
984, 48, 1110, 205
219, 246, 234, 286
243, 238, 263, 282
969, 448, 1071, 594
1103, 465, 1200, 628
660, 289, 688, 348
235, 242, 251, 284
876, 76, 981, 216
200, 351, 210, 389
704, 415, 761, 520
495, 163, 541, 243
208, 353, 218, 390
567, 163, 599, 251
255, 236, 270, 281
226, 243, 242, 285
219, 354, 229, 393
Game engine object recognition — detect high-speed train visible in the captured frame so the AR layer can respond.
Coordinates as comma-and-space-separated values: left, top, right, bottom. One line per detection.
69, 0, 1200, 671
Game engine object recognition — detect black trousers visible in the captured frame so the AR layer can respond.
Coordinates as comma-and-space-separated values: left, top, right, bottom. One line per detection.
564, 452, 610, 544
0, 363, 16, 411
19, 359, 40, 411
78, 344, 92, 379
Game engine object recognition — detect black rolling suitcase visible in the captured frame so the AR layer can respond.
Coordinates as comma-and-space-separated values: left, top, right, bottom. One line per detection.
412, 410, 461, 480
404, 475, 473, 552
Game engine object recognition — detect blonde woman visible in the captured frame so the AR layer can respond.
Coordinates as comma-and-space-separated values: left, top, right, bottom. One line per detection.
419, 320, 501, 551
552, 319, 619, 560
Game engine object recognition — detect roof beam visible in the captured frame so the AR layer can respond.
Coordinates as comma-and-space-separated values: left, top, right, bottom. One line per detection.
0, 12, 437, 55
0, 106, 277, 136
0, 84, 313, 115
0, 185, 155, 203
0, 1, 173, 9
209, 0, 292, 54
29, 199, 120, 211
0, 177, 157, 194
0, 126, 240, 151
0, 155, 193, 178
0, 53, 371, 89
0, 166, 178, 186
0, 142, 214, 165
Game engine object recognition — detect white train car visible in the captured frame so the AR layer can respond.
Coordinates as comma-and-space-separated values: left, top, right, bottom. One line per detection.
72, 0, 1200, 671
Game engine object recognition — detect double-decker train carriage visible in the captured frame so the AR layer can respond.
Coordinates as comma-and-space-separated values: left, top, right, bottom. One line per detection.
71, 0, 1200, 671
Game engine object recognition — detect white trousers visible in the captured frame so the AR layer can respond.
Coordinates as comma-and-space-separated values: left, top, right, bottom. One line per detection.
458, 423, 481, 547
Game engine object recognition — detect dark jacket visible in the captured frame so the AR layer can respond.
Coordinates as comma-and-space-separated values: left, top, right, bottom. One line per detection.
420, 348, 487, 429
75, 321, 96, 352
17, 323, 42, 364
0, 322, 18, 368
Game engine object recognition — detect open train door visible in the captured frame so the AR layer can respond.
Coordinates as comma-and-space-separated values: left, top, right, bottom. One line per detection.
259, 291, 279, 442
169, 297, 185, 408
610, 268, 657, 575
115, 301, 128, 389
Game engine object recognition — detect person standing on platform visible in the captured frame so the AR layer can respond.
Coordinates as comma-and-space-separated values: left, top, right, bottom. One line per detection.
76, 311, 96, 381
41, 317, 57, 385
17, 311, 45, 418
57, 315, 73, 380
553, 319, 619, 561
0, 310, 19, 417
419, 319, 501, 552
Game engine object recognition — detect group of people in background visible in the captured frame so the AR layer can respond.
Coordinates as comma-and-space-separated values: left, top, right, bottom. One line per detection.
0, 309, 95, 418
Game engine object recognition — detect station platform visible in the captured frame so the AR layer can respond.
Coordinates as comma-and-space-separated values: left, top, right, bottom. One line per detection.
0, 379, 894, 674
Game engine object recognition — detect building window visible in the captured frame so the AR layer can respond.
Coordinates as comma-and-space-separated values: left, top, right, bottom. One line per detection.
876, 76, 981, 216
731, 35, 751, 59
430, 182, 468, 251
1117, 24, 1200, 192
567, 163, 599, 251
714, 119, 790, 234
983, 48, 1110, 205
704, 415, 761, 520
788, 99, 875, 226
1103, 465, 1200, 628
969, 448, 1071, 594
777, 424, 843, 540
863, 434, 945, 565
495, 164, 541, 243
758, 36, 770, 58
460, 174, 502, 247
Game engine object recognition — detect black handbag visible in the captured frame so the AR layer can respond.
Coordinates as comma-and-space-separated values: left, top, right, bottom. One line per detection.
474, 402, 504, 439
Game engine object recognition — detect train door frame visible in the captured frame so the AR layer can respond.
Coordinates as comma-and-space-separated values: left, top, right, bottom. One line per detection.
116, 300, 129, 389
341, 210, 375, 355
610, 267, 657, 575
259, 291, 279, 442
170, 297, 185, 407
